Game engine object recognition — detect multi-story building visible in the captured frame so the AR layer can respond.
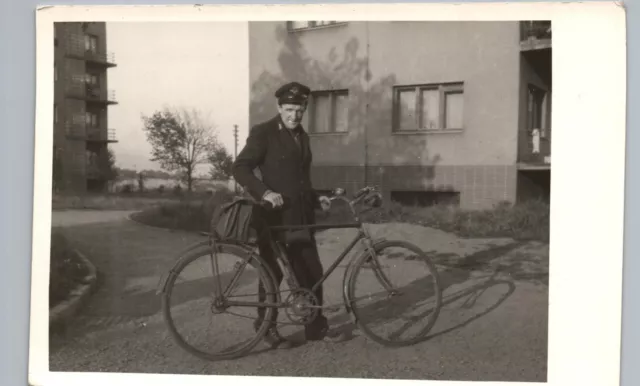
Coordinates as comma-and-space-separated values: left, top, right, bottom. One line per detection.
53, 22, 118, 194
248, 21, 551, 209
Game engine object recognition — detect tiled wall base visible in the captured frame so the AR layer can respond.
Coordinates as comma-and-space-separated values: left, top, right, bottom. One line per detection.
310, 164, 519, 210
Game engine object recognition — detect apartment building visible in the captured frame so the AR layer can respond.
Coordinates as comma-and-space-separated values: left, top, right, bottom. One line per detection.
248, 21, 551, 210
53, 22, 118, 194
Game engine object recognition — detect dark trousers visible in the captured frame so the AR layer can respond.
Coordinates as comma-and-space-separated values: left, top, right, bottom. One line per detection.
256, 232, 327, 335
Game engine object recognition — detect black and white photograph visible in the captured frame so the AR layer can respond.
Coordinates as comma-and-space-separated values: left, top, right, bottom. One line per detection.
29, 3, 626, 386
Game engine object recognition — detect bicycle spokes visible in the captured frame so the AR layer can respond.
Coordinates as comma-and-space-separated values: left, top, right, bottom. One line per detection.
208, 246, 224, 298
166, 248, 275, 358
367, 253, 396, 293
349, 241, 442, 345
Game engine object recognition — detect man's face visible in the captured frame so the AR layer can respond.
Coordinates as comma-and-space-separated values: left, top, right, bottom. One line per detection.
277, 103, 306, 129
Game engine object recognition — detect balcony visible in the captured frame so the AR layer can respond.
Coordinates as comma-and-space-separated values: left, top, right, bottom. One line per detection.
65, 48, 117, 67
67, 84, 118, 105
87, 128, 117, 142
518, 127, 551, 170
65, 122, 118, 143
520, 21, 551, 51
65, 40, 117, 67
66, 83, 118, 105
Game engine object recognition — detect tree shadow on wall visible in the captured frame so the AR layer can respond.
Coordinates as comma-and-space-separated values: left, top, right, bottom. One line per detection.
249, 24, 442, 187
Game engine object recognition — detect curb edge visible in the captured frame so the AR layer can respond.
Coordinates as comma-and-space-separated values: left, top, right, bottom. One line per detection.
49, 249, 98, 329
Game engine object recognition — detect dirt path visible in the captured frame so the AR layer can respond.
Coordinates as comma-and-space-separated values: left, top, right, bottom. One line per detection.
49, 212, 549, 382
52, 209, 136, 227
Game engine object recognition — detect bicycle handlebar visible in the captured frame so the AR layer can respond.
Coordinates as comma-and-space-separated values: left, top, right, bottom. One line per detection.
255, 185, 381, 220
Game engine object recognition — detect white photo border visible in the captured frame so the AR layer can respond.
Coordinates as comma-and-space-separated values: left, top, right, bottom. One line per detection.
31, 3, 627, 386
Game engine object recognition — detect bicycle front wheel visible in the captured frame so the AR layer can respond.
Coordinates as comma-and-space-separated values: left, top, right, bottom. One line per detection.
347, 240, 442, 347
161, 243, 278, 361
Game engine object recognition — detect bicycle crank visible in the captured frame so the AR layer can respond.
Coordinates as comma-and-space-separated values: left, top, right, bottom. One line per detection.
284, 289, 319, 325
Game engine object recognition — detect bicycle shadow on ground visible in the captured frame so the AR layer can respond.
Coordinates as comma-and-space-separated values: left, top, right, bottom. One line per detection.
310, 241, 526, 344
321, 274, 516, 344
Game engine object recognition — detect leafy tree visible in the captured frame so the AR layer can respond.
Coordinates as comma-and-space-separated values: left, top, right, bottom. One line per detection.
96, 148, 118, 182
209, 146, 234, 180
142, 107, 219, 192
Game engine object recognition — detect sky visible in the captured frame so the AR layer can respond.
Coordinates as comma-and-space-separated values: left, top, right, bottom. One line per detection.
106, 22, 250, 173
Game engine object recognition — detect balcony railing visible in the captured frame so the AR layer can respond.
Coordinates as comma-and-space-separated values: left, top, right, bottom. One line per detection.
520, 21, 552, 50
65, 122, 117, 143
521, 21, 551, 41
66, 48, 117, 66
85, 87, 117, 104
518, 127, 551, 167
65, 37, 117, 67
87, 128, 117, 142
84, 50, 117, 65
66, 82, 117, 104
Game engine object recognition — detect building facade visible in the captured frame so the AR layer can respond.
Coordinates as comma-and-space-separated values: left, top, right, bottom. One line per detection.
53, 22, 118, 194
249, 21, 551, 209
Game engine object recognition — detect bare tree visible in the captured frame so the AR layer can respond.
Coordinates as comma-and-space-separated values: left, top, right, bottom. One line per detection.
142, 107, 219, 192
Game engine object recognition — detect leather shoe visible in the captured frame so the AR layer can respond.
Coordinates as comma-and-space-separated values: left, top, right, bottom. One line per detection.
262, 327, 295, 349
306, 326, 350, 343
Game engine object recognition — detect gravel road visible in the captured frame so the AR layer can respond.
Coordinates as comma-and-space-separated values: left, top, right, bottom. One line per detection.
49, 210, 548, 382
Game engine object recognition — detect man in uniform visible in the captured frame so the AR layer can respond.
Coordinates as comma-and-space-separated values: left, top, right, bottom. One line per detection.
232, 81, 347, 348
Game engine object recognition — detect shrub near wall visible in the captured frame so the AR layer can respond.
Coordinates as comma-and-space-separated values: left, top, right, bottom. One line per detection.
49, 230, 89, 308
358, 199, 550, 242
133, 186, 550, 242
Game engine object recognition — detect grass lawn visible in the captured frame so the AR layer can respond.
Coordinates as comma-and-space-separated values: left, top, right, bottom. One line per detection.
51, 191, 214, 212
49, 230, 90, 308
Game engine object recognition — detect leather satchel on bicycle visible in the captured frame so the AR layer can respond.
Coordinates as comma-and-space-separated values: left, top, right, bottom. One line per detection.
209, 197, 258, 245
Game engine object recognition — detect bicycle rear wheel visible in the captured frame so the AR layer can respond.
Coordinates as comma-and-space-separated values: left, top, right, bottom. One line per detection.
160, 243, 278, 361
347, 240, 442, 347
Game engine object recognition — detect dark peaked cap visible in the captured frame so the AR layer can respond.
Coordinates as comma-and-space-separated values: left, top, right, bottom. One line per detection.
275, 81, 311, 105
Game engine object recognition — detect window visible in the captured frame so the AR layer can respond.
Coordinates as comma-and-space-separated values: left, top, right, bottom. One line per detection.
527, 84, 548, 135
393, 82, 464, 132
85, 112, 98, 127
391, 191, 460, 207
85, 73, 98, 85
307, 90, 349, 134
287, 21, 343, 31
84, 34, 97, 52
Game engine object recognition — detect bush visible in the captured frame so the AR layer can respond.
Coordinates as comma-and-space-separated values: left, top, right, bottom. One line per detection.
355, 198, 550, 241
132, 190, 550, 242
49, 230, 89, 308
121, 183, 134, 194
131, 187, 236, 232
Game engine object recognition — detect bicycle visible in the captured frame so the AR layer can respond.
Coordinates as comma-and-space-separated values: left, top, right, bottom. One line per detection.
156, 185, 443, 362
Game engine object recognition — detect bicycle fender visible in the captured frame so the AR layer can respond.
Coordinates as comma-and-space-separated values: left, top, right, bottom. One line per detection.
156, 240, 211, 295
155, 241, 276, 298
341, 237, 388, 313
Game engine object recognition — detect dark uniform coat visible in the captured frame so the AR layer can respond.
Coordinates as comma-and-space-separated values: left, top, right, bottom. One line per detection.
232, 86, 330, 337
232, 114, 320, 234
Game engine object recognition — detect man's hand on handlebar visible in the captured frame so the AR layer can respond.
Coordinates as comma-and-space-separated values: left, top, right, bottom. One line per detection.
319, 195, 331, 212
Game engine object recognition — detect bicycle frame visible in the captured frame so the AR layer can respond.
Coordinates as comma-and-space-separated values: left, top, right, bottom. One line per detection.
266, 222, 365, 292
221, 187, 392, 315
